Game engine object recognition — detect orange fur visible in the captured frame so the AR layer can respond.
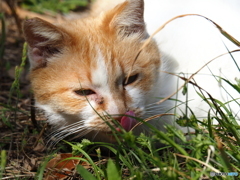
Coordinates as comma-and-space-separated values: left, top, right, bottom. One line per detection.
24, 0, 240, 144
23, 0, 161, 143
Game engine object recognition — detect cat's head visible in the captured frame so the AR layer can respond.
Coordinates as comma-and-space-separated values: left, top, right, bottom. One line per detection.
23, 0, 161, 143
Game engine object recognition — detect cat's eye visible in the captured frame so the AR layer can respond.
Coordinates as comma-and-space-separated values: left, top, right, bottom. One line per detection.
74, 89, 96, 96
124, 74, 139, 86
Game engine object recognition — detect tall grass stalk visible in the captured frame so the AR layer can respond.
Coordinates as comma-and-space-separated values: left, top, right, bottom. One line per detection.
8, 42, 28, 104
0, 150, 7, 179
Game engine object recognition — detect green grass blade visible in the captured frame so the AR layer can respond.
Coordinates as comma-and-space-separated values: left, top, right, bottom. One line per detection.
76, 165, 98, 180
64, 141, 104, 178
220, 77, 240, 93
107, 159, 121, 180
35, 156, 53, 180
0, 150, 7, 179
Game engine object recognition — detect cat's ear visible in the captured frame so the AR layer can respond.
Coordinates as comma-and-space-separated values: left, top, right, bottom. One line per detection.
23, 18, 67, 69
104, 0, 146, 38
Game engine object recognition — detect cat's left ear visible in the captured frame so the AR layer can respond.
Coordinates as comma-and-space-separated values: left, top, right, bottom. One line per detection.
104, 0, 147, 38
23, 18, 69, 69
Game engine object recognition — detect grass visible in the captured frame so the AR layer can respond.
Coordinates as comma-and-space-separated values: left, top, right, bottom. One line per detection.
20, 0, 90, 14
66, 102, 239, 179
0, 150, 7, 179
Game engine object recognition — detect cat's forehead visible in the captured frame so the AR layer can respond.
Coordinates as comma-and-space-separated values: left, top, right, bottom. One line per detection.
59, 42, 138, 91
91, 46, 117, 88
54, 19, 160, 87
63, 26, 140, 74
80, 45, 124, 86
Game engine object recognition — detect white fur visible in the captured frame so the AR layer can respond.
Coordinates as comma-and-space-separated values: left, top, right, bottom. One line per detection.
82, 105, 97, 127
36, 103, 67, 126
91, 47, 120, 115
143, 0, 240, 120
91, 47, 109, 91
100, 0, 240, 122
34, 26, 62, 42
103, 0, 240, 123
126, 86, 145, 108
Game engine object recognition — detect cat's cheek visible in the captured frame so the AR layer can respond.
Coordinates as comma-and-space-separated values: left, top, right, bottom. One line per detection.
123, 87, 145, 117
125, 87, 146, 113
79, 105, 96, 122
82, 107, 112, 131
35, 103, 68, 126
84, 118, 111, 131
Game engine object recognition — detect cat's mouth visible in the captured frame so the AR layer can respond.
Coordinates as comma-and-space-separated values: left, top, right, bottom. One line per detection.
116, 111, 138, 132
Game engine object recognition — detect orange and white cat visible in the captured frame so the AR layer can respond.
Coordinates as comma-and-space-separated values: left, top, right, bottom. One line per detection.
23, 0, 240, 143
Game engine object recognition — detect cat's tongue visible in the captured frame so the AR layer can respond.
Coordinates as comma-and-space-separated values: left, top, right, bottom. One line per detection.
120, 111, 137, 131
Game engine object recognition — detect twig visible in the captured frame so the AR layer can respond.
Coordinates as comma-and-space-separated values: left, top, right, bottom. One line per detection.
5, 0, 22, 35
2, 1, 56, 23
33, 123, 47, 148
1, 174, 35, 180
174, 153, 221, 174
200, 145, 215, 180
30, 96, 38, 130
131, 113, 174, 130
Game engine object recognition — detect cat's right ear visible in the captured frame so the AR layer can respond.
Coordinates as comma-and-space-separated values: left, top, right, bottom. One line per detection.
23, 18, 67, 69
103, 0, 147, 38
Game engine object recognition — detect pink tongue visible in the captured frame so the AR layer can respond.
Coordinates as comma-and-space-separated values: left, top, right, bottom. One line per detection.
120, 111, 137, 131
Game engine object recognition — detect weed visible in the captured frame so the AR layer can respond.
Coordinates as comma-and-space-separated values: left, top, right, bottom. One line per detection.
0, 150, 7, 179
20, 0, 89, 14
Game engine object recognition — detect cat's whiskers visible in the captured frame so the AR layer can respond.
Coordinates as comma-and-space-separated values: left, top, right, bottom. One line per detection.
90, 129, 101, 142
144, 110, 159, 115
145, 105, 166, 112
144, 106, 161, 111
68, 128, 93, 141
47, 128, 92, 148
45, 120, 89, 147
145, 102, 159, 107
47, 120, 85, 137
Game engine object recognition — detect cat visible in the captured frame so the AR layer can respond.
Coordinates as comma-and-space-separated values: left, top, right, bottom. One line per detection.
23, 0, 240, 144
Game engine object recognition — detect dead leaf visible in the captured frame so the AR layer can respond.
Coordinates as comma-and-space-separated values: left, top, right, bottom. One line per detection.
45, 153, 83, 180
